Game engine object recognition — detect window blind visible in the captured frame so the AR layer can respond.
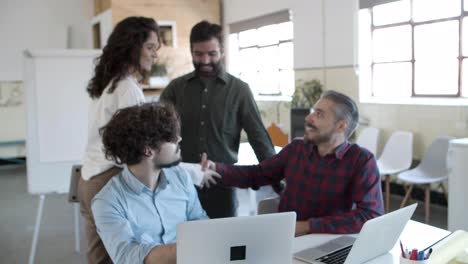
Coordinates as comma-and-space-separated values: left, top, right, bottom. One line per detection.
360, 0, 401, 9
229, 9, 291, 33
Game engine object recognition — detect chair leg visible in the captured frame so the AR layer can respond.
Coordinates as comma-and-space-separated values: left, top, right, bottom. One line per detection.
425, 184, 431, 224
385, 175, 390, 212
440, 183, 448, 202
74, 203, 80, 253
405, 185, 415, 204
400, 184, 413, 208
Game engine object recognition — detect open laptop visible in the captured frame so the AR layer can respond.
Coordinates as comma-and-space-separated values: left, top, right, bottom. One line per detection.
294, 203, 417, 264
177, 212, 296, 264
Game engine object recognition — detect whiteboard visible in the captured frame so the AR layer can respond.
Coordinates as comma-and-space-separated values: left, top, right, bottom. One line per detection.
23, 49, 101, 194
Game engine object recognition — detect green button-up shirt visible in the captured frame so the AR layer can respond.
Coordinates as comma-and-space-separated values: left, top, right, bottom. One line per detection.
160, 69, 275, 164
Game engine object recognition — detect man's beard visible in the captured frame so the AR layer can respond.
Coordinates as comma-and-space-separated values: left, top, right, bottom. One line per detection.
304, 123, 333, 145
156, 158, 182, 169
193, 61, 222, 78
304, 133, 333, 145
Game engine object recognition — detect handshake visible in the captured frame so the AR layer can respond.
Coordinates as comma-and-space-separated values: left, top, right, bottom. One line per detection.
180, 153, 221, 189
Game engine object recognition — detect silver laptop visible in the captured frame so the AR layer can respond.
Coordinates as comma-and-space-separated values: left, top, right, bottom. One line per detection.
294, 203, 417, 264
177, 212, 296, 264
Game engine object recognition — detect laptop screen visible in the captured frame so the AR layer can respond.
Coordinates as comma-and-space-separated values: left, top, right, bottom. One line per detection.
177, 212, 296, 264
294, 204, 417, 264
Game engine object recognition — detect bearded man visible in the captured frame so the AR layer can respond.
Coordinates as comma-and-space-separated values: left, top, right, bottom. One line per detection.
160, 20, 280, 219
204, 90, 384, 236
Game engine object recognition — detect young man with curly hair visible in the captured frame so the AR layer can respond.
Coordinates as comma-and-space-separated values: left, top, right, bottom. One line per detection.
91, 102, 214, 264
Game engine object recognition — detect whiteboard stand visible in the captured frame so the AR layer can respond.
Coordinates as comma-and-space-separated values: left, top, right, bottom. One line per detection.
27, 196, 81, 264
23, 49, 100, 263
28, 194, 45, 264
28, 195, 80, 264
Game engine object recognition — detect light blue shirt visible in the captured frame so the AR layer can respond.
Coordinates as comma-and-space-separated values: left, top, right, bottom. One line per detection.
91, 165, 208, 264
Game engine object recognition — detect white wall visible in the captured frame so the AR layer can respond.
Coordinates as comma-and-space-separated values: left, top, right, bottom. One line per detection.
0, 0, 93, 156
0, 0, 94, 81
323, 0, 358, 67
223, 0, 357, 69
223, 0, 468, 160
223, 0, 359, 141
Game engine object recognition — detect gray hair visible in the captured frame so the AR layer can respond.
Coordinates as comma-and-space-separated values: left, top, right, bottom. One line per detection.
320, 90, 359, 139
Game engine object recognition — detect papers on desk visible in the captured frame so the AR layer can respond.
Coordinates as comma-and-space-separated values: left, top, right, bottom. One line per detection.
429, 230, 468, 264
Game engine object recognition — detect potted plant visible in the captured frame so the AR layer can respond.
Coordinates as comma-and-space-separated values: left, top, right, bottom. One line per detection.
290, 79, 323, 139
149, 63, 170, 88
291, 79, 323, 108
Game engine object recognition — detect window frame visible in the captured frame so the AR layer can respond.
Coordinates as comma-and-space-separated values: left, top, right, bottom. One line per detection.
228, 11, 294, 100
360, 0, 468, 102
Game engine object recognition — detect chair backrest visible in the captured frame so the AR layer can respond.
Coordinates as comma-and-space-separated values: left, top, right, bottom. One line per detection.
356, 127, 380, 157
419, 136, 455, 176
68, 165, 82, 203
257, 197, 280, 215
267, 123, 288, 147
378, 131, 413, 171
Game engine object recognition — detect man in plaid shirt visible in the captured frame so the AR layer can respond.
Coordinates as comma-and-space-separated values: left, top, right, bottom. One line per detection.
203, 90, 384, 236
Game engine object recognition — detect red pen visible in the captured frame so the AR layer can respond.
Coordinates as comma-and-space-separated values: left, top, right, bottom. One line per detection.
410, 249, 418, 260
400, 241, 406, 258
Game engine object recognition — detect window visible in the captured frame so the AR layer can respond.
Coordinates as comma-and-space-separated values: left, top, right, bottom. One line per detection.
359, 0, 468, 101
228, 10, 294, 99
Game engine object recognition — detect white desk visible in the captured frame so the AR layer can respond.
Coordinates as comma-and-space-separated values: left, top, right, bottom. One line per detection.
236, 143, 282, 215
293, 220, 450, 263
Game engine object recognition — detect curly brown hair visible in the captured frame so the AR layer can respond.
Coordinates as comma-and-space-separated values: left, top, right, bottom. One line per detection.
100, 102, 180, 165
87, 16, 160, 99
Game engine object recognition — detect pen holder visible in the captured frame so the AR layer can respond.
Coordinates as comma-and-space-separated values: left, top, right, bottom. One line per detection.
400, 256, 429, 264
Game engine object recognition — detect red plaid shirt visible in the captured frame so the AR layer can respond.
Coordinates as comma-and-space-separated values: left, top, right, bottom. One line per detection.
216, 139, 384, 234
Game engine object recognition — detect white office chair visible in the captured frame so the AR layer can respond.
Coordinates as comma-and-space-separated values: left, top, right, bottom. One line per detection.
355, 127, 380, 157
377, 131, 413, 212
68, 165, 82, 254
257, 197, 280, 215
398, 136, 454, 224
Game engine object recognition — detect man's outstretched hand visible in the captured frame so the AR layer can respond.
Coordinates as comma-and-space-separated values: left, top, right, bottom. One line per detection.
200, 152, 221, 188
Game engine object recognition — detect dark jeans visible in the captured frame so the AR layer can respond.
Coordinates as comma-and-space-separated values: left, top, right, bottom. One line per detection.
197, 185, 238, 218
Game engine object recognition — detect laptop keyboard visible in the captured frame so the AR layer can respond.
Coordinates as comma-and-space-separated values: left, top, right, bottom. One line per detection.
316, 245, 352, 264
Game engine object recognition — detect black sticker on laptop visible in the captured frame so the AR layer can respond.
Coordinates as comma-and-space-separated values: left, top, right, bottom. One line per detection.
230, 245, 246, 261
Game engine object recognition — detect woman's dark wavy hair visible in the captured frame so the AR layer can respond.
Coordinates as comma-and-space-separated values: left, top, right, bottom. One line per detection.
87, 16, 160, 99
100, 102, 180, 165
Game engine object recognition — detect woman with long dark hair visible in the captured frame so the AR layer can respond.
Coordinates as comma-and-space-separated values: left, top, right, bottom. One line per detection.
78, 16, 160, 264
